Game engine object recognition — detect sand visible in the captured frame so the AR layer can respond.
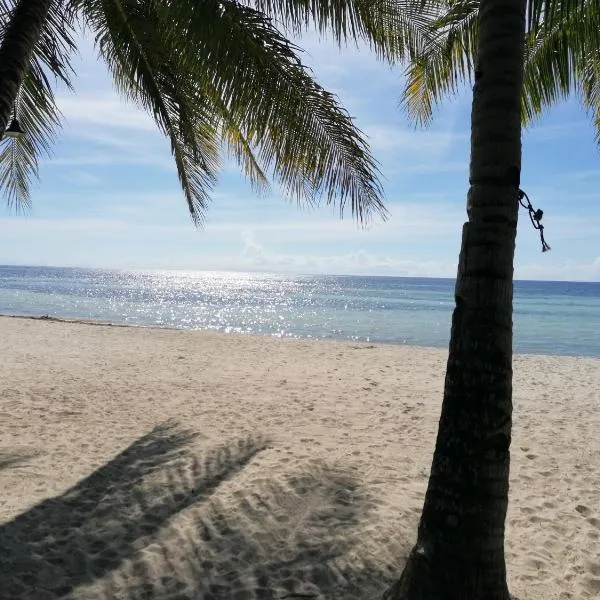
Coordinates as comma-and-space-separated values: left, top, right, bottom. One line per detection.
0, 315, 598, 600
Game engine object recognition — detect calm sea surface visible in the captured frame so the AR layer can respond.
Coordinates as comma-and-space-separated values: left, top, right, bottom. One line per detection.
0, 265, 599, 357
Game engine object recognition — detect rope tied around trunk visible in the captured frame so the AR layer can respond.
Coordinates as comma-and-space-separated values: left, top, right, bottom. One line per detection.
518, 189, 550, 252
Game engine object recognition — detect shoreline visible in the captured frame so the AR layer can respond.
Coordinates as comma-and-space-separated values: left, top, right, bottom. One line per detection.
0, 312, 179, 330
1, 312, 598, 361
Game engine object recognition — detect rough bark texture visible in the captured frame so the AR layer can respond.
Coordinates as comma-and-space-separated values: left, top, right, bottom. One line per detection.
384, 1, 526, 599
0, 0, 54, 134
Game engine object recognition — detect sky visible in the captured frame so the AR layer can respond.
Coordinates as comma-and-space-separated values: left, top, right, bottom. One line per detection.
1, 32, 599, 281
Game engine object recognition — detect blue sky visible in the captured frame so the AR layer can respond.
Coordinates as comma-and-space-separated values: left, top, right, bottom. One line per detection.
1, 33, 599, 281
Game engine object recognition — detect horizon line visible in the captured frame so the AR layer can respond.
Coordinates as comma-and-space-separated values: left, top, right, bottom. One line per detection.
1, 263, 598, 285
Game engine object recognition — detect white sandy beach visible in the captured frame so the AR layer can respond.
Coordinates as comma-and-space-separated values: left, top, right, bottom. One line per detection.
0, 315, 598, 600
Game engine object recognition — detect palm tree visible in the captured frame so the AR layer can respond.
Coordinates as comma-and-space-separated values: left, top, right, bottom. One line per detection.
384, 1, 597, 599
0, 0, 431, 219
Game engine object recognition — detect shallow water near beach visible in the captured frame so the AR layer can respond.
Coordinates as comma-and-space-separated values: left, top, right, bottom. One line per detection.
1, 264, 599, 357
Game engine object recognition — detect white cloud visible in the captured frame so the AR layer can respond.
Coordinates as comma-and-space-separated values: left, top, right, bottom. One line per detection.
294, 33, 396, 83
516, 257, 600, 282
60, 170, 103, 186
57, 95, 156, 132
365, 124, 466, 156
0, 201, 463, 244
202, 197, 468, 243
236, 232, 600, 280
46, 152, 172, 169
47, 94, 174, 171
0, 216, 138, 235
238, 231, 458, 276
2, 213, 599, 281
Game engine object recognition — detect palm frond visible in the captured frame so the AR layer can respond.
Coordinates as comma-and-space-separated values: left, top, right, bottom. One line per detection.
0, 0, 76, 84
35, 0, 78, 88
245, 0, 441, 62
522, 14, 575, 125
527, 0, 589, 31
399, 0, 600, 139
0, 139, 33, 210
579, 50, 600, 144
0, 0, 75, 210
398, 0, 478, 126
0, 0, 13, 25
0, 64, 62, 209
210, 92, 270, 194
522, 0, 600, 133
76, 0, 222, 224
165, 0, 388, 222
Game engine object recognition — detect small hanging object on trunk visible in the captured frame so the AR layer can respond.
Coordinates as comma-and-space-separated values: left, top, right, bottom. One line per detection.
518, 189, 550, 252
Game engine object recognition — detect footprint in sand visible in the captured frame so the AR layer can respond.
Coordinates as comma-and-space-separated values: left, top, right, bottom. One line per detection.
587, 517, 600, 529
576, 504, 591, 517
361, 380, 379, 391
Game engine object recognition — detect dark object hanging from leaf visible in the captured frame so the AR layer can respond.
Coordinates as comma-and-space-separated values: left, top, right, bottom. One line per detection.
4, 116, 25, 138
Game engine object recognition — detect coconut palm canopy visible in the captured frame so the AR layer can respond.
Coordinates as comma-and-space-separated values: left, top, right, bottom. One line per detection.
400, 0, 600, 138
0, 0, 442, 222
1, 1, 596, 221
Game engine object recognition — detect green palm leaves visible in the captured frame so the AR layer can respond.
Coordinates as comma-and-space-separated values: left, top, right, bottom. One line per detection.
523, 1, 600, 139
158, 0, 386, 223
0, 0, 75, 209
1, 0, 434, 222
399, 0, 600, 140
5, 0, 594, 222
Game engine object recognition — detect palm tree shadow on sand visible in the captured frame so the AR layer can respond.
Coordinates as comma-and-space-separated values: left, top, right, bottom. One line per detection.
110, 465, 410, 600
0, 422, 269, 599
1, 422, 412, 600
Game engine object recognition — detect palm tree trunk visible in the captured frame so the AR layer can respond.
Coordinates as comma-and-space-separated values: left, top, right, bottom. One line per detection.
0, 0, 54, 133
384, 1, 526, 599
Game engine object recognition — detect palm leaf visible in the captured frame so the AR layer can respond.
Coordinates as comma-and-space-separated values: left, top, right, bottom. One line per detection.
522, 0, 600, 143
398, 0, 600, 145
246, 0, 441, 62
0, 0, 76, 210
210, 92, 270, 194
578, 50, 600, 144
527, 0, 590, 31
398, 0, 478, 126
76, 0, 222, 224
35, 0, 77, 88
0, 65, 59, 209
165, 0, 388, 222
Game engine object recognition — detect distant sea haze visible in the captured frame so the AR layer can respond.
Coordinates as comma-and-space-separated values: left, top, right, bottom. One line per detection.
1, 265, 599, 358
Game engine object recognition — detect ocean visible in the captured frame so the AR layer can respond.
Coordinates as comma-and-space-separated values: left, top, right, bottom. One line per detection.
0, 265, 598, 357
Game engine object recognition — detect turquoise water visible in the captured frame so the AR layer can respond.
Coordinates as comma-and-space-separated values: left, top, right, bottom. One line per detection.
0, 265, 599, 357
